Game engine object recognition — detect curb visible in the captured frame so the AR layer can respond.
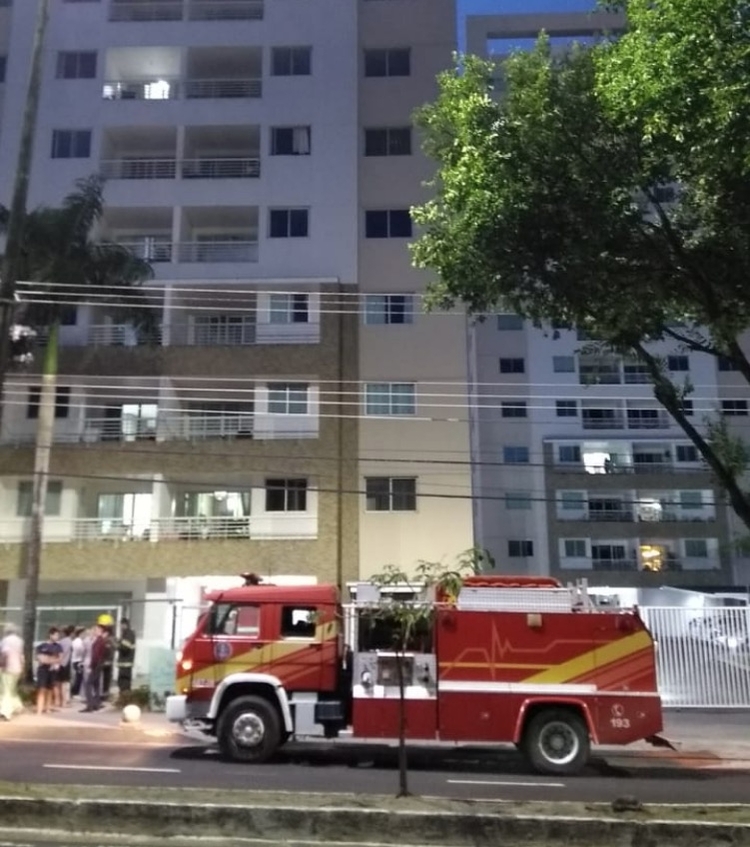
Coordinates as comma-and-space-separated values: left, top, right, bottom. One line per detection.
0, 798, 749, 846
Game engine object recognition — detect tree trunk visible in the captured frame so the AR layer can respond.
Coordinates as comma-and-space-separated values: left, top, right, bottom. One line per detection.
396, 644, 410, 797
0, 0, 50, 431
22, 321, 58, 681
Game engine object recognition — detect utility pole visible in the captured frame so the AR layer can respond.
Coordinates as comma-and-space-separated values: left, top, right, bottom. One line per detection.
0, 0, 51, 430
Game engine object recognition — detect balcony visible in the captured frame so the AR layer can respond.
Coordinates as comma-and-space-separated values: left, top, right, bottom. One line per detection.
2, 513, 314, 544
581, 412, 624, 430
102, 78, 262, 100
101, 157, 260, 180
108, 0, 264, 22
176, 240, 258, 263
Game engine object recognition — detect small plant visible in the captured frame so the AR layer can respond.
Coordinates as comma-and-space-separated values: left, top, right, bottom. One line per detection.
115, 685, 151, 711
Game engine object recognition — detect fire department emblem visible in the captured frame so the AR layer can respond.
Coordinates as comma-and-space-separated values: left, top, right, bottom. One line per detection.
611, 703, 625, 718
214, 641, 232, 661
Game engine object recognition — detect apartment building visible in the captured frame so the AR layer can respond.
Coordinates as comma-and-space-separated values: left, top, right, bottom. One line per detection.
466, 11, 749, 588
0, 0, 473, 645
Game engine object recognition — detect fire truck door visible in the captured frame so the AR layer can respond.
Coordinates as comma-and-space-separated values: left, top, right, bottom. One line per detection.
207, 602, 265, 686
270, 603, 337, 692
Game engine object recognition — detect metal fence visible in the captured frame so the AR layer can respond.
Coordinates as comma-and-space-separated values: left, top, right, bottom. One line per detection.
640, 605, 750, 708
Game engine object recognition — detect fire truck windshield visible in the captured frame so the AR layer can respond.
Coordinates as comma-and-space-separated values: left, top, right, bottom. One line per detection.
207, 603, 238, 636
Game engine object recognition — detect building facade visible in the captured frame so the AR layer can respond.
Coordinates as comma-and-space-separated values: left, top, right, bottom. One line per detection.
466, 11, 750, 588
0, 0, 473, 649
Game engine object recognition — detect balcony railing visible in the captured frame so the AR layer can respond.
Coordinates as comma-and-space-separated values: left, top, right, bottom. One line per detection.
581, 415, 625, 430
627, 415, 670, 430
87, 324, 162, 346
109, 0, 263, 22
4, 514, 314, 544
101, 158, 261, 180
102, 78, 262, 101
115, 241, 173, 263
554, 460, 709, 475
184, 78, 262, 99
176, 241, 259, 263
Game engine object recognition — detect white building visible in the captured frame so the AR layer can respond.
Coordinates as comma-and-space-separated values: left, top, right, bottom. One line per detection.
0, 0, 473, 651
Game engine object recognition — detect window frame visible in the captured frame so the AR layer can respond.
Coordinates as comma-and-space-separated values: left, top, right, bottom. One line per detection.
269, 207, 309, 239
364, 476, 417, 512
17, 479, 63, 517
499, 357, 525, 374
51, 129, 92, 159
363, 47, 411, 78
363, 294, 414, 326
271, 46, 312, 77
267, 382, 309, 415
364, 209, 412, 239
364, 382, 416, 416
268, 293, 309, 325
364, 127, 412, 157
264, 478, 308, 512
270, 125, 311, 156
508, 539, 534, 558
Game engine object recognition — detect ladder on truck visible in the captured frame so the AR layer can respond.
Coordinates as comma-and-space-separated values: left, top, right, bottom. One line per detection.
455, 576, 596, 613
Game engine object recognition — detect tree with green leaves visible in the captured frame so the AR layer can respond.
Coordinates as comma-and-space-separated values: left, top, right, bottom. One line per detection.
412, 0, 750, 533
368, 549, 486, 796
3, 174, 153, 675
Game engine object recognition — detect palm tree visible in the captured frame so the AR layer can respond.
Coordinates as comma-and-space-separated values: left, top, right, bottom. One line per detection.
8, 174, 153, 676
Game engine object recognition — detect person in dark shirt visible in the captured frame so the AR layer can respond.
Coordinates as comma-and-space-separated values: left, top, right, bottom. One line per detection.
117, 619, 136, 693
82, 622, 106, 713
36, 627, 62, 715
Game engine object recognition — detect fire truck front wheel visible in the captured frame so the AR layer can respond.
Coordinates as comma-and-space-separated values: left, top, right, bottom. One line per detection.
217, 696, 282, 763
522, 708, 590, 776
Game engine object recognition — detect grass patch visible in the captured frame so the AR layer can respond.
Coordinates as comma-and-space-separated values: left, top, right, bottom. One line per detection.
0, 782, 748, 824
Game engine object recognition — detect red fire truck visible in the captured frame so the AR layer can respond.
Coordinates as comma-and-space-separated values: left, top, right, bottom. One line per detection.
166, 575, 666, 775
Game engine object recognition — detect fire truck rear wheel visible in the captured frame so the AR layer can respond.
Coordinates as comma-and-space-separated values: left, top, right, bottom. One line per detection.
523, 709, 590, 776
218, 696, 281, 763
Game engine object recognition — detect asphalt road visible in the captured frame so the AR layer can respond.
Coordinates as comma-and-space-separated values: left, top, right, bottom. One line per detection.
0, 733, 748, 805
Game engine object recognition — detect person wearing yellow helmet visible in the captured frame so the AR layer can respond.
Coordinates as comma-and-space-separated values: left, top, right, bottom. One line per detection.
97, 613, 114, 628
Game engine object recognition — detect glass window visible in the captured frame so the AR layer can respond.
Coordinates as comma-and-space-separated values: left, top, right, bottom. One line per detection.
676, 445, 699, 462
558, 445, 582, 463
271, 46, 312, 76
56, 51, 97, 79
363, 294, 414, 325
364, 48, 410, 77
365, 477, 416, 511
552, 355, 575, 373
560, 491, 585, 510
364, 383, 415, 416
563, 539, 587, 558
556, 400, 577, 417
496, 314, 523, 330
679, 490, 703, 509
269, 293, 309, 324
499, 358, 525, 374
281, 605, 317, 638
684, 539, 708, 558
508, 540, 533, 557
365, 209, 412, 238
505, 492, 532, 509
265, 479, 308, 512
364, 127, 412, 156
501, 402, 527, 418
270, 126, 311, 155
267, 383, 308, 415
269, 208, 309, 238
668, 355, 689, 372
51, 129, 91, 159
722, 400, 748, 416
503, 446, 529, 464
17, 480, 63, 517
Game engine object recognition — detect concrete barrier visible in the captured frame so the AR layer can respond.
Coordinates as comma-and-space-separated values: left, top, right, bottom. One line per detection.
0, 797, 749, 846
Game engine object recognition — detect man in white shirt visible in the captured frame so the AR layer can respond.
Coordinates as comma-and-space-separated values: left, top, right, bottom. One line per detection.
0, 623, 24, 721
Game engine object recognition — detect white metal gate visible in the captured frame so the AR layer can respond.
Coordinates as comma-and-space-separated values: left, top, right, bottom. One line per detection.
640, 606, 750, 708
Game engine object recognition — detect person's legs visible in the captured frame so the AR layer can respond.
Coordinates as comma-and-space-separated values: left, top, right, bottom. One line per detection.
0, 671, 11, 720
118, 666, 132, 693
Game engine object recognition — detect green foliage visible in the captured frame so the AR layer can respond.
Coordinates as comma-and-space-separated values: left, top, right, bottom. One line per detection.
115, 685, 163, 712
412, 3, 750, 529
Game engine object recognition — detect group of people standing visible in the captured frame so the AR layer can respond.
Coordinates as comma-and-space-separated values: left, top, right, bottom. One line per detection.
0, 614, 137, 720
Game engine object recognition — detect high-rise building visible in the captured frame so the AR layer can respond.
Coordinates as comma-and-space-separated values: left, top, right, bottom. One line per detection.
466, 11, 750, 588
0, 0, 473, 642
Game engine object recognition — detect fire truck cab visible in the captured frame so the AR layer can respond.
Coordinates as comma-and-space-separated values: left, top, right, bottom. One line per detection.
166, 575, 665, 775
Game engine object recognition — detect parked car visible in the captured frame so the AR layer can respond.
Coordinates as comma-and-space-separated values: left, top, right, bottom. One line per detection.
688, 614, 749, 650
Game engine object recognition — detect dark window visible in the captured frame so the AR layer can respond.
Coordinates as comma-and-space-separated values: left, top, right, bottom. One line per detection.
497, 314, 523, 330
270, 126, 310, 155
676, 445, 699, 462
271, 46, 312, 76
722, 400, 749, 416
51, 129, 91, 159
207, 604, 260, 637
559, 445, 582, 463
364, 127, 412, 156
265, 478, 308, 511
269, 208, 309, 238
365, 477, 416, 511
365, 209, 412, 238
556, 400, 577, 417
17, 480, 63, 517
364, 48, 410, 77
0, 56, 6, 84
499, 357, 524, 374
682, 398, 694, 416
718, 356, 740, 372
503, 446, 529, 464
501, 402, 527, 418
668, 355, 689, 372
56, 50, 97, 79
508, 540, 534, 557
281, 606, 316, 638
27, 386, 71, 419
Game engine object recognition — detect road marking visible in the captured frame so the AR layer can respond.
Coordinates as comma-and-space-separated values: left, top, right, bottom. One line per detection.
447, 778, 565, 788
43, 764, 181, 774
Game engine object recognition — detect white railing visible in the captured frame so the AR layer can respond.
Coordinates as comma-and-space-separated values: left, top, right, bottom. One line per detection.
640, 606, 750, 707
181, 158, 261, 178
86, 324, 162, 346
185, 415, 254, 440
191, 322, 256, 346
176, 241, 259, 263
102, 79, 181, 101
184, 78, 262, 99
116, 240, 173, 263
109, 0, 263, 21
0, 514, 316, 544
188, 0, 264, 20
100, 159, 177, 180
558, 510, 717, 523
109, 0, 183, 21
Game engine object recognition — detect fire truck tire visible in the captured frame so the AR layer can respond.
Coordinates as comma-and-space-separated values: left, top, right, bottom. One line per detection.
522, 709, 590, 776
217, 696, 282, 763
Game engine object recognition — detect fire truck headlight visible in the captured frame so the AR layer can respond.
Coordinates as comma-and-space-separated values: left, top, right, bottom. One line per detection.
361, 670, 373, 688
180, 659, 194, 672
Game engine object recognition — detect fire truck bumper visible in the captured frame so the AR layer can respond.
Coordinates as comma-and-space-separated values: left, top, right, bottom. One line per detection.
165, 694, 187, 723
